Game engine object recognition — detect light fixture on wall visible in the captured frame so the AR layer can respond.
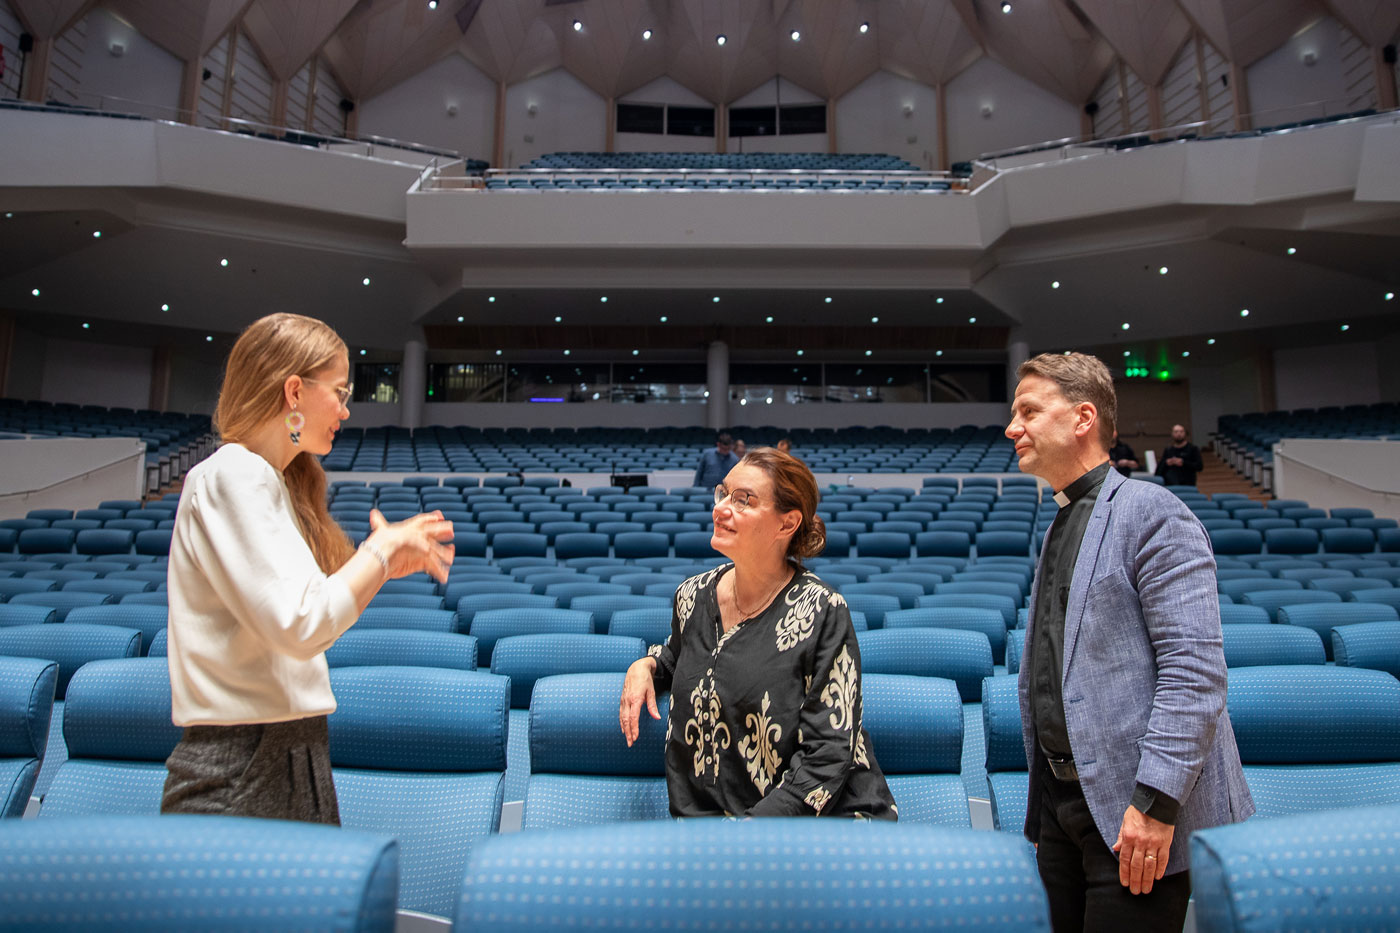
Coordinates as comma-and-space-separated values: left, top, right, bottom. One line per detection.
526, 102, 538, 116
980, 103, 994, 118
445, 102, 458, 117
642, 28, 652, 40
572, 20, 582, 32
109, 40, 125, 57
859, 22, 869, 34
716, 34, 727, 46
1302, 50, 1317, 66
902, 103, 914, 117
790, 30, 800, 41
1001, 2, 1012, 13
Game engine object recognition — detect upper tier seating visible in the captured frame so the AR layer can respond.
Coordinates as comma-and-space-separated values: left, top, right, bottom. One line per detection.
524, 151, 921, 171
1215, 401, 1400, 477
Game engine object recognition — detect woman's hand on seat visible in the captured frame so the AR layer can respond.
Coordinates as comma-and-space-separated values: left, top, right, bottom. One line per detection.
620, 656, 659, 746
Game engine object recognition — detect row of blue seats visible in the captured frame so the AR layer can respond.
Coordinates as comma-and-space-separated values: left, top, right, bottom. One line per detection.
484, 177, 953, 192
6, 803, 1400, 932
1212, 526, 1399, 554
525, 151, 921, 170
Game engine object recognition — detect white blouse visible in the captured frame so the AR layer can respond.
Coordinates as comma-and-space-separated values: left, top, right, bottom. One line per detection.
166, 443, 358, 726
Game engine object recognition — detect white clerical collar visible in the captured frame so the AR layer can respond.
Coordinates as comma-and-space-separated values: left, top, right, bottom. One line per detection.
1052, 490, 1071, 508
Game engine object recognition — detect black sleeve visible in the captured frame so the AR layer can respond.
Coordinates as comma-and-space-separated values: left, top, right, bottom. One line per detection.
1186, 445, 1204, 472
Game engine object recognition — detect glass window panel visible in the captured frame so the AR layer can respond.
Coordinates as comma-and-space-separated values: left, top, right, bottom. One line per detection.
427, 363, 505, 402
611, 363, 707, 403
824, 364, 928, 403
505, 362, 611, 403
354, 363, 399, 404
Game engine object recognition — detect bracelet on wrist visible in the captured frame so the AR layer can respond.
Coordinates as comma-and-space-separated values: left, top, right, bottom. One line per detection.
360, 540, 391, 578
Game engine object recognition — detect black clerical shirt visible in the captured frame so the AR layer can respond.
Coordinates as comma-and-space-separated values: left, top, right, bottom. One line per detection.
1029, 461, 1179, 825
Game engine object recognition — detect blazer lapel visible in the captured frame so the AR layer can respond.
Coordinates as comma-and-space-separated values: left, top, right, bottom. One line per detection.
1061, 469, 1125, 678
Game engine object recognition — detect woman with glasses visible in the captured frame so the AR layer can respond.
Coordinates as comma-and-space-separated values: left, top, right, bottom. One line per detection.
620, 447, 896, 819
161, 313, 454, 824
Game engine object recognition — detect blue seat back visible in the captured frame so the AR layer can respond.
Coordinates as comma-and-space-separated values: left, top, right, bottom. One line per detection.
490, 633, 645, 708
1220, 624, 1325, 667
468, 607, 592, 665
857, 627, 992, 702
862, 672, 970, 826
0, 656, 57, 817
1275, 601, 1397, 659
0, 623, 140, 697
982, 674, 1029, 833
886, 606, 1006, 663
325, 628, 478, 670
66, 604, 168, 655
1330, 620, 1400, 678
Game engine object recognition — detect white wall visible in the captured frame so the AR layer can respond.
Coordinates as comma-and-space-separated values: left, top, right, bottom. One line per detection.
39, 337, 153, 409
1273, 438, 1400, 519
74, 6, 182, 119
1188, 355, 1266, 442
358, 52, 496, 159
503, 68, 606, 168
836, 70, 940, 169
0, 0, 22, 99
945, 56, 1081, 162
1246, 16, 1355, 125
1272, 340, 1381, 411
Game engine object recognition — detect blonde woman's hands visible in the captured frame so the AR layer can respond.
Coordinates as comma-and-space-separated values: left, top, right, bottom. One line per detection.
619, 656, 660, 747
367, 509, 456, 583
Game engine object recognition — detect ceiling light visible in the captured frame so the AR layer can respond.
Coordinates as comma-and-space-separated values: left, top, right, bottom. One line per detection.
1121, 322, 1130, 330
92, 231, 101, 238
936, 297, 944, 304
712, 296, 720, 303
563, 349, 571, 356
824, 296, 832, 303
572, 20, 582, 31
1123, 351, 1131, 357
1286, 247, 1296, 255
30, 288, 39, 297
457, 315, 464, 322
488, 295, 496, 302
362, 277, 371, 286
1001, 2, 1012, 11
1158, 266, 1168, 274
1051, 281, 1060, 289
360, 349, 367, 355
703, 390, 710, 397
428, 0, 437, 8
554, 315, 563, 322
1340, 324, 1350, 331
1182, 351, 1190, 357
796, 350, 804, 356
765, 397, 773, 404
715, 34, 726, 46
495, 349, 502, 356
871, 316, 879, 323
599, 296, 608, 303
790, 30, 800, 41
935, 350, 943, 356
864, 350, 872, 356
220, 258, 228, 267
766, 315, 774, 323
1207, 338, 1216, 345
642, 28, 652, 40
659, 315, 668, 322
968, 316, 977, 323
82, 322, 90, 329
740, 398, 747, 406
1239, 309, 1249, 317
632, 349, 639, 355
3, 212, 11, 218
205, 335, 213, 342
859, 22, 869, 34
1386, 292, 1394, 301
161, 303, 169, 312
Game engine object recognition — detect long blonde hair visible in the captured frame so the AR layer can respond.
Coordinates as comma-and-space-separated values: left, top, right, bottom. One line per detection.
214, 313, 354, 573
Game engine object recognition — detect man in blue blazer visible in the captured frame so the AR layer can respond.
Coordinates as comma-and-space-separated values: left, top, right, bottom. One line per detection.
1007, 353, 1253, 932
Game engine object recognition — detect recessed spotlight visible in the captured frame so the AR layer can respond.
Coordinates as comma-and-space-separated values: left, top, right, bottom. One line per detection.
765, 397, 773, 404
712, 296, 720, 303
659, 315, 668, 323
766, 315, 774, 323
796, 350, 804, 356
599, 296, 608, 303
572, 20, 582, 31
1123, 351, 1131, 357
554, 315, 563, 322
1001, 2, 1012, 11
3, 212, 11, 218
1207, 338, 1216, 345
1121, 322, 1130, 330
642, 28, 652, 40
936, 297, 944, 304
871, 316, 879, 323
362, 277, 371, 286
457, 315, 464, 322
92, 231, 102, 238
703, 390, 710, 398
864, 350, 872, 356
739, 398, 747, 406
715, 34, 726, 46
1158, 266, 1168, 275
428, 0, 437, 9
205, 335, 213, 342
1051, 281, 1060, 289
220, 258, 229, 267
1340, 324, 1350, 331
859, 22, 869, 33
1063, 350, 1071, 355
824, 296, 832, 303
790, 30, 801, 41
563, 349, 571, 356
488, 295, 496, 302
1239, 309, 1249, 317
935, 350, 943, 356
360, 349, 367, 355
1386, 292, 1395, 301
82, 322, 90, 329
30, 288, 39, 297
968, 316, 977, 323
632, 349, 639, 356
161, 303, 169, 312
1182, 351, 1190, 358
495, 349, 502, 356
1286, 247, 1296, 255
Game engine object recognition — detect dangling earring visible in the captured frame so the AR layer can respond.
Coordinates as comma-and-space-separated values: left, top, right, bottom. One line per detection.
285, 407, 305, 446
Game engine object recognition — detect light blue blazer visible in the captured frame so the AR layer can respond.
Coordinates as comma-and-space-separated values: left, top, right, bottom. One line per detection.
1018, 467, 1254, 872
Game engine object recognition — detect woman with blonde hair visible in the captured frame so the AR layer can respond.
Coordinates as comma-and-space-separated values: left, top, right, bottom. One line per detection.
161, 313, 454, 824
620, 447, 896, 819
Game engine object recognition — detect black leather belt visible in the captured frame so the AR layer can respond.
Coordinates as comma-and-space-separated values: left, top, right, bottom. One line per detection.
1043, 749, 1079, 782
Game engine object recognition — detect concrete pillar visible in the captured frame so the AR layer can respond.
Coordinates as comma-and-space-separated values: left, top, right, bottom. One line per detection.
178, 57, 202, 124
1007, 330, 1030, 402
401, 338, 427, 430
149, 346, 171, 412
706, 340, 729, 431
492, 80, 506, 167
21, 37, 53, 103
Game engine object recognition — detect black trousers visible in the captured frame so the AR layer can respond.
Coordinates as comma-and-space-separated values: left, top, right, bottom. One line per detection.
161, 716, 339, 825
1036, 770, 1191, 933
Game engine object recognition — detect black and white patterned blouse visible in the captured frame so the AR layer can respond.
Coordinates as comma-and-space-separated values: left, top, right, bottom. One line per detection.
650, 564, 897, 819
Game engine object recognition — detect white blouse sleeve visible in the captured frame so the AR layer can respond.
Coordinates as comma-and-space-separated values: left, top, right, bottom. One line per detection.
175, 454, 358, 661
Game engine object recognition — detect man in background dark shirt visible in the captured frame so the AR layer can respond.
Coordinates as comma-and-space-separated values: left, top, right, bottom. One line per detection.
1108, 434, 1139, 477
1155, 424, 1203, 486
693, 432, 739, 490
1006, 353, 1252, 933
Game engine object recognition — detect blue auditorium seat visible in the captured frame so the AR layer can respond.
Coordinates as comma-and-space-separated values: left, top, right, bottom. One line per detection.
1239, 588, 1341, 622
8, 590, 117, 622
607, 606, 672, 644
468, 607, 591, 666
1226, 665, 1400, 818
327, 666, 507, 918
1330, 620, 1400, 678
569, 594, 670, 634
1275, 601, 1398, 659
463, 808, 1047, 930
325, 628, 478, 670
981, 674, 1028, 832
0, 814, 400, 932
1220, 624, 1325, 667
353, 606, 459, 635
916, 592, 1018, 630
842, 581, 924, 610
862, 673, 970, 825
858, 628, 993, 703
0, 656, 57, 817
885, 607, 1005, 664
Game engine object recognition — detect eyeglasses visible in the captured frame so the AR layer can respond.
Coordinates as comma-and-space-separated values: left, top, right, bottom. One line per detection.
304, 378, 353, 406
714, 484, 760, 512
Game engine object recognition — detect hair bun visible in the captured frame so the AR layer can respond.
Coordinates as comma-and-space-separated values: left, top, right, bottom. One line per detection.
793, 513, 826, 560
